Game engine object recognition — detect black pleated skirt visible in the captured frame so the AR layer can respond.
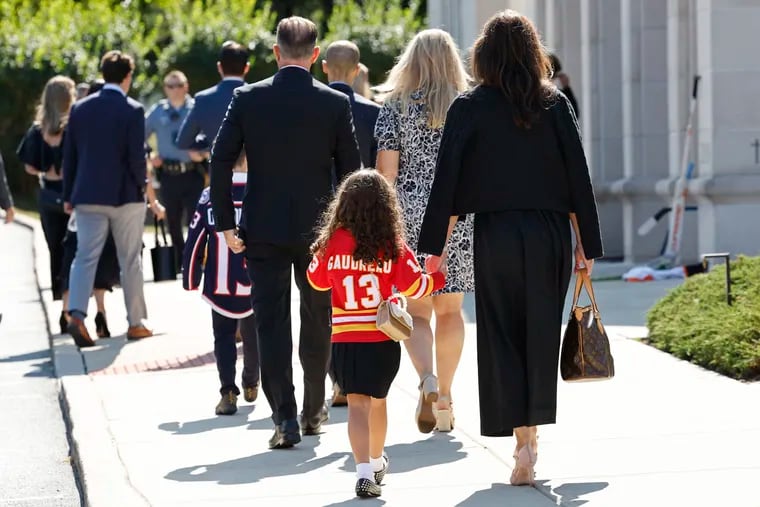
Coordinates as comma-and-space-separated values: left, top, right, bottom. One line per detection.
331, 340, 401, 399
473, 210, 572, 437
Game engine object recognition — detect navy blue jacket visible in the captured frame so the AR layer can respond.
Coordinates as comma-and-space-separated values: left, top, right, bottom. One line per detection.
329, 82, 380, 168
63, 88, 146, 206
182, 174, 252, 318
175, 79, 245, 151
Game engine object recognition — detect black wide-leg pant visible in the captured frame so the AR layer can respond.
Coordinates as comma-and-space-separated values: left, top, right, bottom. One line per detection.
473, 210, 572, 437
245, 242, 332, 425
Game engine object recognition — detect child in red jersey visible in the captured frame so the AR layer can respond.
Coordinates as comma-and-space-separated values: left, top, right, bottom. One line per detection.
307, 169, 446, 498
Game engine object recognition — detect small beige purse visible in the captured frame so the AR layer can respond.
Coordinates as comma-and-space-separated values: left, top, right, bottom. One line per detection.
376, 294, 413, 342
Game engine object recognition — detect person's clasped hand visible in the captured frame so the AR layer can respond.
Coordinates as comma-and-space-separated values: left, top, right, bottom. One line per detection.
574, 243, 594, 276
223, 229, 245, 254
425, 251, 448, 277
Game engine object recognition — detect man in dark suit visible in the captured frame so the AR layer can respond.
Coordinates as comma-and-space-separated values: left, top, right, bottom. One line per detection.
175, 41, 250, 156
322, 40, 380, 169
63, 50, 153, 347
211, 16, 361, 449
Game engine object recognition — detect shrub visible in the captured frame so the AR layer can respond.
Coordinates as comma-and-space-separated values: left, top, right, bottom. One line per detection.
647, 256, 760, 380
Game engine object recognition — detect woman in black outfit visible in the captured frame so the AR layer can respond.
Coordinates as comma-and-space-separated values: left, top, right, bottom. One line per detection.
418, 10, 603, 486
17, 76, 76, 311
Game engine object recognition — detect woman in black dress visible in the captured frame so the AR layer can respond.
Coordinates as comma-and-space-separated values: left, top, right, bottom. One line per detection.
418, 10, 603, 485
17, 76, 76, 323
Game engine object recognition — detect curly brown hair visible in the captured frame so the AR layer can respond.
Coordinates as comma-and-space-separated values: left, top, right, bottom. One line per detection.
471, 10, 556, 129
311, 169, 405, 264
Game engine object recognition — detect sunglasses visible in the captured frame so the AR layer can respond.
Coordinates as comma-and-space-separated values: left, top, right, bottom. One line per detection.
164, 83, 185, 89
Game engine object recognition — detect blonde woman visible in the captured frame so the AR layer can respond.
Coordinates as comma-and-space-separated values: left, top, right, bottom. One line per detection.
374, 29, 472, 434
17, 75, 76, 328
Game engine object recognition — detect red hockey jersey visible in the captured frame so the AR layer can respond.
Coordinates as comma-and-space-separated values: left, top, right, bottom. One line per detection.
307, 228, 445, 343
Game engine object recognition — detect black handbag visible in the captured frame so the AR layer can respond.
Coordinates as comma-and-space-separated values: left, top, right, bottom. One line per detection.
150, 217, 177, 282
38, 184, 64, 213
560, 270, 615, 382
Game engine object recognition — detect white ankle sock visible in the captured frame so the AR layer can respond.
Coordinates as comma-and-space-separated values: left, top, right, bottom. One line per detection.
370, 455, 385, 472
356, 463, 373, 480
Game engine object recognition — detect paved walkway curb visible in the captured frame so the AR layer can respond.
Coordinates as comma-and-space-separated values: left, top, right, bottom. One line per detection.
17, 214, 150, 507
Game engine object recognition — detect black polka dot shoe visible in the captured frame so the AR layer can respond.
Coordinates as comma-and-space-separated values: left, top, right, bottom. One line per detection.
374, 454, 389, 485
355, 478, 382, 498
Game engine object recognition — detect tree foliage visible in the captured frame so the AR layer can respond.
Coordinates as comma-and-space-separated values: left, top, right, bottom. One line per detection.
0, 0, 425, 199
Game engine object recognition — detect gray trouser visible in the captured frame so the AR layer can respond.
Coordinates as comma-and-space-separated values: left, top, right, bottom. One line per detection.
69, 203, 147, 326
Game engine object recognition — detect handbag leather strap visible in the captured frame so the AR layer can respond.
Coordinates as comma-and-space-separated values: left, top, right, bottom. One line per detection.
154, 216, 169, 247
571, 270, 600, 314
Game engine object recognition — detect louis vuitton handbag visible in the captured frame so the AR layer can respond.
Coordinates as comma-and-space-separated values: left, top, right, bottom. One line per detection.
376, 294, 413, 342
560, 270, 615, 382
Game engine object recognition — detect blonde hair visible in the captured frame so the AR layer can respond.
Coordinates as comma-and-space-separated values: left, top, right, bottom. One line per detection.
380, 29, 469, 128
164, 70, 188, 85
352, 63, 372, 100
35, 75, 76, 136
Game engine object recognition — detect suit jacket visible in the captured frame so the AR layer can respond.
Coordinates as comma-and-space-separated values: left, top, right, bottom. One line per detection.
329, 82, 380, 168
210, 66, 361, 245
175, 79, 245, 151
418, 86, 603, 259
63, 88, 146, 206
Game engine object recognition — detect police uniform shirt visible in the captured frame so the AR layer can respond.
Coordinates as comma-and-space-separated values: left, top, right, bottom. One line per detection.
145, 97, 194, 162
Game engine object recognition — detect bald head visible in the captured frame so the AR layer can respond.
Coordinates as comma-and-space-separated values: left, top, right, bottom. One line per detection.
322, 40, 361, 83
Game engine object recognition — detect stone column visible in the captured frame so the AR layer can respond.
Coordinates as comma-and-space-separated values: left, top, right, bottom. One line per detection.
692, 0, 760, 256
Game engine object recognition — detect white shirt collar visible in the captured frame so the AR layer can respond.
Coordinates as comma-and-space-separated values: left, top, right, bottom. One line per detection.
222, 76, 245, 82
102, 83, 126, 96
232, 172, 247, 184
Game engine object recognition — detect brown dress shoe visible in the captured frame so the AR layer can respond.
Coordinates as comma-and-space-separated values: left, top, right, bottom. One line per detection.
67, 317, 95, 348
127, 324, 153, 340
331, 383, 347, 407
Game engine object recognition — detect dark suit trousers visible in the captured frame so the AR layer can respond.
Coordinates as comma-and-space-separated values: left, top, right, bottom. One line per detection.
159, 171, 205, 268
245, 242, 332, 425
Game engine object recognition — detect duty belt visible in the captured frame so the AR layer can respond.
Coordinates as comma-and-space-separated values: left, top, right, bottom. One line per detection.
162, 160, 192, 174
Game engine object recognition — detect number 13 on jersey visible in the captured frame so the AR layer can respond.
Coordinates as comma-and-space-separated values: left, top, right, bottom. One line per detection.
341, 274, 381, 310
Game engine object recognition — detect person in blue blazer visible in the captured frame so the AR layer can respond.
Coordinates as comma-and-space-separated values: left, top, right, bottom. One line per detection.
175, 41, 250, 158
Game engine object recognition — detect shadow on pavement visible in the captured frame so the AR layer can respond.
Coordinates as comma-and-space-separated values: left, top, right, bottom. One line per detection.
338, 434, 468, 474
164, 435, 350, 485
79, 334, 131, 373
323, 497, 386, 506
0, 348, 55, 378
538, 480, 609, 506
159, 405, 259, 435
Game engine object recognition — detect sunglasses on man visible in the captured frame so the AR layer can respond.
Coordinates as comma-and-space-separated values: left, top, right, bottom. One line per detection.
164, 82, 185, 89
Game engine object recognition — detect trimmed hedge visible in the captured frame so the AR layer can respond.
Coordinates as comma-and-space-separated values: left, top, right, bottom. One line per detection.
647, 256, 760, 380
0, 0, 424, 200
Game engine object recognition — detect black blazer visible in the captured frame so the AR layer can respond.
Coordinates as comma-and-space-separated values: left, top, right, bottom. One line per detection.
210, 67, 361, 244
418, 86, 603, 259
329, 82, 380, 168
63, 88, 146, 206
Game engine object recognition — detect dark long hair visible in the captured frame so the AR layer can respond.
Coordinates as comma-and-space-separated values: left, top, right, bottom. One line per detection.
311, 170, 405, 264
471, 10, 556, 129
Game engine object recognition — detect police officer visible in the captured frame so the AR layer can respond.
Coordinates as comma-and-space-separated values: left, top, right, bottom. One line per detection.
145, 70, 204, 268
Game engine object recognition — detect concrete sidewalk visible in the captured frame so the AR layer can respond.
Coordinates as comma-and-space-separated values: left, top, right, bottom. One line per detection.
24, 220, 760, 506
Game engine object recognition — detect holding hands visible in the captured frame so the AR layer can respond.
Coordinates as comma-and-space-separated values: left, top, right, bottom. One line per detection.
425, 249, 448, 277
223, 229, 246, 254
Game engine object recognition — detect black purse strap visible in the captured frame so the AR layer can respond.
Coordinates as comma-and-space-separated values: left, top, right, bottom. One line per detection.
571, 270, 599, 314
154, 216, 169, 247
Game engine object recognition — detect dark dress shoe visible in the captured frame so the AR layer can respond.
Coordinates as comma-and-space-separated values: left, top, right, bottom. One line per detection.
95, 312, 111, 338
243, 384, 258, 403
300, 405, 329, 436
269, 419, 301, 449
67, 317, 95, 348
59, 311, 68, 335
215, 392, 238, 415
